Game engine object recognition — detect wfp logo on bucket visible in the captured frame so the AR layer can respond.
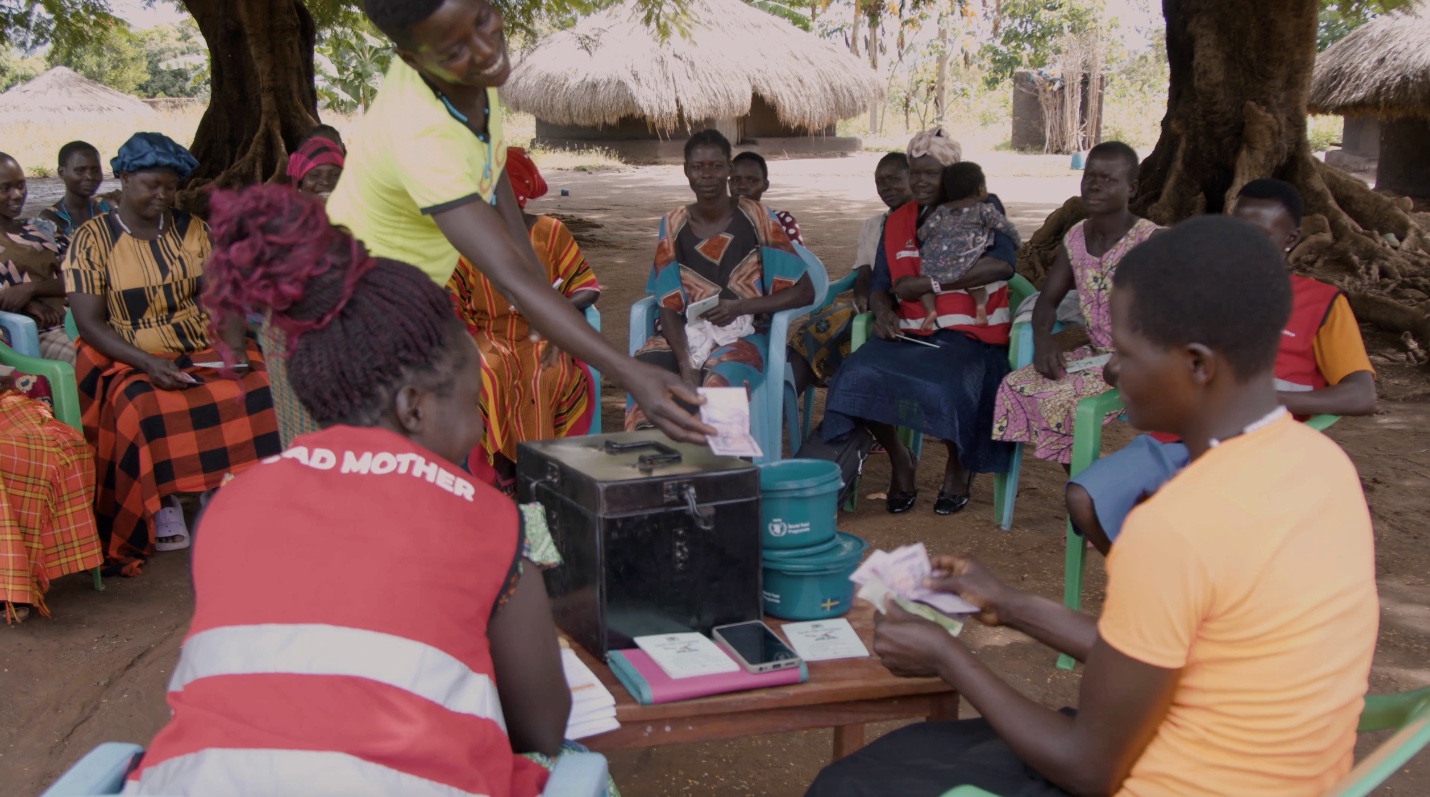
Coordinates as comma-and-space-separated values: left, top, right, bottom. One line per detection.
767, 518, 813, 538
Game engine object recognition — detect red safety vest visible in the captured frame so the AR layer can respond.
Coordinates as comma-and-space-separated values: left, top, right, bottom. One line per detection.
127, 425, 547, 797
883, 202, 1011, 345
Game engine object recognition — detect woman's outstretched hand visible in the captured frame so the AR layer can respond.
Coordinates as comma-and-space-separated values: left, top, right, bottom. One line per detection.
926, 555, 1013, 627
623, 360, 715, 444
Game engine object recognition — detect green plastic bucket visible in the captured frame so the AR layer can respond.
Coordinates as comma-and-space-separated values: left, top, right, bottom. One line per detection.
762, 532, 868, 621
759, 459, 841, 551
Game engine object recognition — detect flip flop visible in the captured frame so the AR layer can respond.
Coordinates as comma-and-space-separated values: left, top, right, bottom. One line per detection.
153, 498, 191, 552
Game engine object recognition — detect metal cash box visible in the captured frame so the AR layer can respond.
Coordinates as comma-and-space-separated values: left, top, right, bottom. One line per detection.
516, 431, 762, 658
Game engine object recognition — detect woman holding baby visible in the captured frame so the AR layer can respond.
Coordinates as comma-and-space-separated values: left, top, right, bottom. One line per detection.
820, 128, 1018, 516
624, 130, 814, 431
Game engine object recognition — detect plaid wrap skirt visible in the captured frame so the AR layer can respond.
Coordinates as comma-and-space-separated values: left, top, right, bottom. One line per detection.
0, 392, 102, 620
76, 339, 281, 569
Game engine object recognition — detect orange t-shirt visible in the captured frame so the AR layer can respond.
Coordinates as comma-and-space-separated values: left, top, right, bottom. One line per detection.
1099, 414, 1378, 797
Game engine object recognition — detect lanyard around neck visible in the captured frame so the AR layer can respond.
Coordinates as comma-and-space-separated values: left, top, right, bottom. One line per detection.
432, 84, 498, 207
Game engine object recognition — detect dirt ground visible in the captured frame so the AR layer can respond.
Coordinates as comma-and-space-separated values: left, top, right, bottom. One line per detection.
5, 153, 1429, 796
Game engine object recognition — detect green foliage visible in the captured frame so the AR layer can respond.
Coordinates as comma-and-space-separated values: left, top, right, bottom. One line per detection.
1317, 0, 1413, 50
980, 0, 1100, 86
748, 0, 812, 30
315, 20, 390, 112
0, 0, 116, 53
46, 18, 148, 94
0, 48, 43, 91
137, 20, 208, 98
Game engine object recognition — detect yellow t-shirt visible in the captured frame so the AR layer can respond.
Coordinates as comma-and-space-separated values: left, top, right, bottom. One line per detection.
1313, 294, 1374, 386
326, 59, 507, 287
1099, 414, 1378, 797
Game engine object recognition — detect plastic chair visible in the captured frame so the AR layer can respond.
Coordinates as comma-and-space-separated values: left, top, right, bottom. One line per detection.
627, 242, 828, 464
64, 308, 78, 342
39, 742, 611, 797
784, 268, 860, 444
0, 342, 101, 592
938, 687, 1430, 797
583, 304, 602, 433
0, 310, 41, 357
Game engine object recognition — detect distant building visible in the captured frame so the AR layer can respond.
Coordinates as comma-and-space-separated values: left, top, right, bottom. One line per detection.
0, 66, 158, 128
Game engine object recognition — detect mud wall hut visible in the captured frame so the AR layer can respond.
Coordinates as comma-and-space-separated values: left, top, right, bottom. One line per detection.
501, 0, 883, 163
1309, 4, 1430, 196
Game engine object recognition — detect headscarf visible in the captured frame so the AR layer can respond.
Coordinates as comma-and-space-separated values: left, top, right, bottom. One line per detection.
907, 127, 963, 167
505, 147, 547, 209
288, 136, 346, 185
111, 132, 199, 180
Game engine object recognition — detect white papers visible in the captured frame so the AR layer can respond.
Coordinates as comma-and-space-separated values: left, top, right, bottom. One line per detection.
698, 387, 763, 458
561, 648, 619, 740
780, 619, 869, 662
1065, 353, 1112, 374
634, 632, 740, 679
851, 543, 978, 616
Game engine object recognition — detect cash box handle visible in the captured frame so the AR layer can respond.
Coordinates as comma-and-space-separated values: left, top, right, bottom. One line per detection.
603, 439, 683, 470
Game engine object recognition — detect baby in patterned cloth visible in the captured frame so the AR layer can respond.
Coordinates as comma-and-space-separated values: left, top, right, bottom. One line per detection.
917, 162, 1022, 330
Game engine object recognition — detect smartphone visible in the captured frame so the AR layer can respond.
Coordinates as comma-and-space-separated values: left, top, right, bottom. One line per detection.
712, 621, 801, 674
686, 294, 720, 321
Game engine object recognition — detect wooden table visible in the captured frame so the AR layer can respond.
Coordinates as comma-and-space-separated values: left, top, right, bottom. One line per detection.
571, 604, 960, 761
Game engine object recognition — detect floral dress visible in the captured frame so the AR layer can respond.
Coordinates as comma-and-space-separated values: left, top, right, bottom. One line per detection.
992, 218, 1159, 464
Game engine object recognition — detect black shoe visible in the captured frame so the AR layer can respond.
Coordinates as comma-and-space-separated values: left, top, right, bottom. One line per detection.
886, 489, 918, 514
934, 490, 970, 515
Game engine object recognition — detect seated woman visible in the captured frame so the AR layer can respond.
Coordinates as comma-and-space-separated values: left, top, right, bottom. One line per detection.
0, 154, 72, 363
259, 136, 348, 447
0, 366, 102, 624
820, 128, 1017, 515
625, 130, 814, 430
126, 186, 573, 797
64, 133, 280, 572
452, 147, 600, 489
992, 141, 1159, 465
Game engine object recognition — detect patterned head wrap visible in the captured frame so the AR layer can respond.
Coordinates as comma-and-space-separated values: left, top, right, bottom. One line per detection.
287, 136, 346, 184
111, 132, 199, 180
907, 127, 963, 167
505, 147, 547, 209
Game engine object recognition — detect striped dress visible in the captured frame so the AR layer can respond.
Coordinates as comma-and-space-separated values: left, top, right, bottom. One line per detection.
447, 215, 600, 462
124, 424, 548, 796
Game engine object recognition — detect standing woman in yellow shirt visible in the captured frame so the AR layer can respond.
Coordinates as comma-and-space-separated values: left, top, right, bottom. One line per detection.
327, 0, 711, 445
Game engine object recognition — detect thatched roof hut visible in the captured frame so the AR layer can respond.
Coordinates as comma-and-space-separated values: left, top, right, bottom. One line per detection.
0, 67, 158, 125
502, 0, 882, 162
1308, 4, 1430, 195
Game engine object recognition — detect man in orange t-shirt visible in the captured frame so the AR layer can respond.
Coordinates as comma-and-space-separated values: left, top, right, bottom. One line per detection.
805, 217, 1378, 797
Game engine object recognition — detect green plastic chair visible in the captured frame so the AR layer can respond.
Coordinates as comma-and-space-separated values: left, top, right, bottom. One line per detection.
1052, 401, 1340, 671
0, 342, 103, 592
841, 274, 1035, 511
938, 687, 1430, 797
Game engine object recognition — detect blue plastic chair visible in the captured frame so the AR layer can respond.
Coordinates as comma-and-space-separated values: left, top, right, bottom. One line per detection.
783, 269, 860, 446
583, 304, 602, 433
628, 242, 828, 463
0, 310, 41, 357
39, 742, 611, 796
940, 687, 1430, 797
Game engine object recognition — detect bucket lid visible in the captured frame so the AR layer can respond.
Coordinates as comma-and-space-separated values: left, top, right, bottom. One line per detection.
763, 532, 868, 573
758, 459, 842, 492
762, 535, 841, 561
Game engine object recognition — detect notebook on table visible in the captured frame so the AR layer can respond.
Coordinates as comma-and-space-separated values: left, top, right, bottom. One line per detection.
607, 648, 808, 705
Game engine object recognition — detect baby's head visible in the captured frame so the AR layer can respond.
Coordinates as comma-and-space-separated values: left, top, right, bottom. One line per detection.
941, 162, 987, 204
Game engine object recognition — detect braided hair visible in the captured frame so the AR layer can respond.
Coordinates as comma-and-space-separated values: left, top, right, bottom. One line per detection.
204, 186, 467, 427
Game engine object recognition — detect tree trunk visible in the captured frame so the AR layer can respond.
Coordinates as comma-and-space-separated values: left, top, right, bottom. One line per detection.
182, 0, 319, 208
935, 1, 949, 123
1020, 0, 1430, 351
850, 4, 862, 57
867, 10, 881, 134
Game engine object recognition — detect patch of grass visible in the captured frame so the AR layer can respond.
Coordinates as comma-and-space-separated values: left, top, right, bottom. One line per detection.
1307, 114, 1342, 153
0, 107, 207, 178
529, 144, 629, 173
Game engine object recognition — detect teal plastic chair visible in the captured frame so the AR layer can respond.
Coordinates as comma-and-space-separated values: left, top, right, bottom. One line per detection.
840, 274, 1036, 510
0, 341, 102, 592
582, 304, 602, 433
627, 242, 828, 463
39, 742, 612, 796
64, 308, 78, 342
939, 687, 1430, 797
784, 268, 860, 444
0, 310, 41, 357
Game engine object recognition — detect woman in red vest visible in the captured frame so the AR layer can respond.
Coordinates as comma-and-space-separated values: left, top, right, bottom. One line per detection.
1066, 178, 1377, 553
124, 187, 570, 797
820, 128, 1018, 516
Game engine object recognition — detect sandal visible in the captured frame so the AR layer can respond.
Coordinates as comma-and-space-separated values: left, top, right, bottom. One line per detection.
5, 603, 30, 624
154, 496, 191, 551
935, 472, 975, 516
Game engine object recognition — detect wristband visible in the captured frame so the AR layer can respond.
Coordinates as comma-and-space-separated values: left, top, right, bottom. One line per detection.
929, 277, 943, 295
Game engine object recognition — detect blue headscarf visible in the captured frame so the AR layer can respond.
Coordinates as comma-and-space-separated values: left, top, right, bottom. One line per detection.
111, 132, 199, 179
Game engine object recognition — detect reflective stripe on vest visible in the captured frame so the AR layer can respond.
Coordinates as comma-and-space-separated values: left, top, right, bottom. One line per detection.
124, 749, 492, 797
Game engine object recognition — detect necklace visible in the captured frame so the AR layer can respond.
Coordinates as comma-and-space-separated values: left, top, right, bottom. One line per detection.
1208, 406, 1288, 448
114, 210, 164, 238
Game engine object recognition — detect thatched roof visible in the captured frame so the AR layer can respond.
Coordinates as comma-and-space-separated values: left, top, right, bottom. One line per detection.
502, 0, 883, 131
1309, 4, 1430, 119
0, 67, 159, 123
